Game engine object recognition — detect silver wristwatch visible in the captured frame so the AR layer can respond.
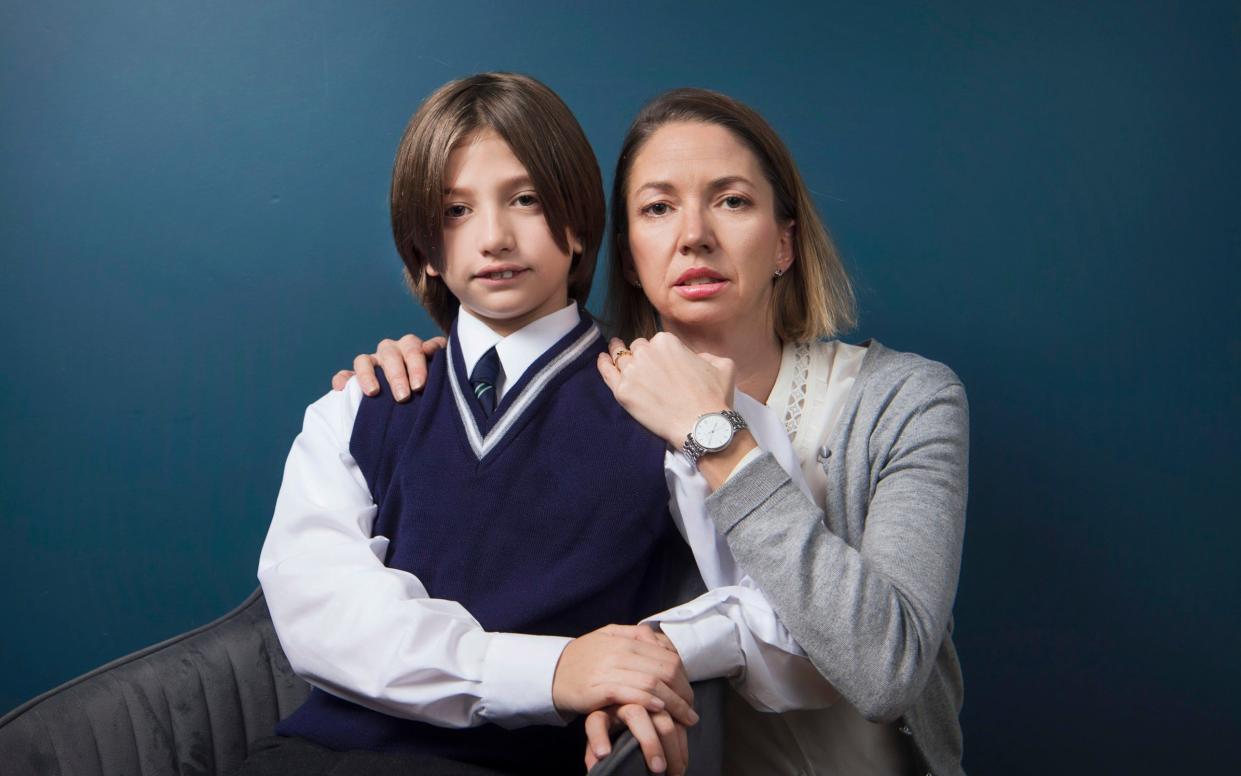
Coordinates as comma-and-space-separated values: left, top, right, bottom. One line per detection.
682, 410, 748, 469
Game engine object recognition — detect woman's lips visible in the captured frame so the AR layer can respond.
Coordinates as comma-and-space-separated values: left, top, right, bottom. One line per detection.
673, 266, 728, 299
673, 279, 728, 299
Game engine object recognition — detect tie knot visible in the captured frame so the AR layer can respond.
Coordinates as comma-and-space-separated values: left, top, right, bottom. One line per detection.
471, 347, 501, 385
470, 347, 502, 415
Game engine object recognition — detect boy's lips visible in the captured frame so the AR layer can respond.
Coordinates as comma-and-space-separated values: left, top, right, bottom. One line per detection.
474, 264, 529, 284
673, 267, 728, 299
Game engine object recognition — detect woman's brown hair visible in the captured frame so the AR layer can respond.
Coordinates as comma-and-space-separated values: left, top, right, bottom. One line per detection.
605, 88, 856, 343
390, 73, 605, 331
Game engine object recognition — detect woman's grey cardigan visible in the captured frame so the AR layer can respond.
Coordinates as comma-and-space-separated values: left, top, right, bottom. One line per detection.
707, 341, 968, 776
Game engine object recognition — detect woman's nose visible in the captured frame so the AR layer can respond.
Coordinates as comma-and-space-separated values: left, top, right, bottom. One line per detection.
678, 205, 716, 255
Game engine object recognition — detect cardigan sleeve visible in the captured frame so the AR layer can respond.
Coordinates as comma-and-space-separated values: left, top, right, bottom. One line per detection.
705, 374, 968, 723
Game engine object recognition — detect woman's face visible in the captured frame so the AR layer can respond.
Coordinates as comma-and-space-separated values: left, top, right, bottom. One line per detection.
625, 121, 793, 338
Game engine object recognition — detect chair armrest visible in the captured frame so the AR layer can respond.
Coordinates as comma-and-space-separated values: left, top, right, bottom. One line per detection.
0, 589, 310, 776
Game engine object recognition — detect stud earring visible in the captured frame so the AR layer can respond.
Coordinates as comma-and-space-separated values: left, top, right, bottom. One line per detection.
773, 267, 785, 278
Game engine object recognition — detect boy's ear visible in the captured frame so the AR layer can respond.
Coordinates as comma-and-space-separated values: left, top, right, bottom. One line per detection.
425, 263, 440, 278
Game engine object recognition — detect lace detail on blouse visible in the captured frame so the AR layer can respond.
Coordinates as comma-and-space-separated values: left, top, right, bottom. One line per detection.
782, 341, 812, 442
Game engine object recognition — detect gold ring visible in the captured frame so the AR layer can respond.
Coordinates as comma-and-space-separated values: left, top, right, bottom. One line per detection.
612, 348, 633, 364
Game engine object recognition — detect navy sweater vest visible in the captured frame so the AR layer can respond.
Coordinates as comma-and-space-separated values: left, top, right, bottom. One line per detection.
276, 312, 679, 774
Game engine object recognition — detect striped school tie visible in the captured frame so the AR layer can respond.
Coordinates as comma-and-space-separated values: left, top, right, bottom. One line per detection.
469, 346, 502, 416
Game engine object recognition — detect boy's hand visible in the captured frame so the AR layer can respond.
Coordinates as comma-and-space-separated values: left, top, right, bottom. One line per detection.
552, 624, 697, 728
331, 334, 446, 402
584, 704, 688, 776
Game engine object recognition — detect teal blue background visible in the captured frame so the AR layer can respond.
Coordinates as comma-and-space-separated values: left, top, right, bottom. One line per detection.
3, 1, 1238, 772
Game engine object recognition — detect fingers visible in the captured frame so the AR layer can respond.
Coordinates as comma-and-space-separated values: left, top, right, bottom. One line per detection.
584, 709, 614, 768
617, 652, 692, 707
352, 354, 381, 396
371, 339, 407, 401
617, 705, 690, 775
675, 719, 689, 776
606, 337, 636, 370
397, 334, 431, 394
597, 352, 622, 393
608, 670, 696, 728
590, 681, 667, 715
648, 677, 697, 728
652, 711, 688, 776
420, 335, 447, 356
617, 705, 666, 774
331, 370, 355, 391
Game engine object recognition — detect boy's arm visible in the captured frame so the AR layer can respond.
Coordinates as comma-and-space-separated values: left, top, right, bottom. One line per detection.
258, 378, 569, 728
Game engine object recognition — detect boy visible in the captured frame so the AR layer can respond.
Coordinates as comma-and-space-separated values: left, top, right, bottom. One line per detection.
249, 74, 692, 776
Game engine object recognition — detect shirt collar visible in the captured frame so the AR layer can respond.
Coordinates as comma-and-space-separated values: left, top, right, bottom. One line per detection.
456, 302, 582, 396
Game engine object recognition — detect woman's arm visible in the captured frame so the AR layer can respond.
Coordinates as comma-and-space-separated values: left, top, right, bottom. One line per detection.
643, 389, 843, 712
597, 333, 967, 722
707, 374, 969, 722
261, 378, 695, 729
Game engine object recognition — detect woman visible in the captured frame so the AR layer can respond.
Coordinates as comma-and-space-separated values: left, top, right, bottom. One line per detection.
340, 89, 968, 776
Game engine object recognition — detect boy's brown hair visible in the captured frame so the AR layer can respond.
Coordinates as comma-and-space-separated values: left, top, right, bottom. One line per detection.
391, 73, 605, 331
605, 88, 857, 343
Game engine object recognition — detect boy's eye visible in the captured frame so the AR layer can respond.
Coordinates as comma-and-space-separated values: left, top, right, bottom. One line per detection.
445, 204, 470, 219
641, 202, 670, 217
514, 193, 540, 208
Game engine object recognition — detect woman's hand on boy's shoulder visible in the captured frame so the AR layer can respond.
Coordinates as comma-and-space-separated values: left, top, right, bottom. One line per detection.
331, 333, 446, 402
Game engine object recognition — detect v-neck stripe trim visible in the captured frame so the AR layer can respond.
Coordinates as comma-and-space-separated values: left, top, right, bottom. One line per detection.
447, 323, 601, 460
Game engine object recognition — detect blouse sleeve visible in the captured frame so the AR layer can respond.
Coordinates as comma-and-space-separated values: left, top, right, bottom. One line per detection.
704, 374, 968, 723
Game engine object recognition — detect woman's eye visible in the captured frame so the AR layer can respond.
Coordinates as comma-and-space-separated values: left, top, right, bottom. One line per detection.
722, 195, 749, 209
642, 202, 670, 217
514, 193, 540, 208
445, 204, 470, 219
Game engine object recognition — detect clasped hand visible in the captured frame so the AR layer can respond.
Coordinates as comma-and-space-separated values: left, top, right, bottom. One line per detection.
552, 624, 695, 776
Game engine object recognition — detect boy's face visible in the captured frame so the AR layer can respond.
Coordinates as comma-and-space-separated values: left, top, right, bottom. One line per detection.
428, 129, 579, 336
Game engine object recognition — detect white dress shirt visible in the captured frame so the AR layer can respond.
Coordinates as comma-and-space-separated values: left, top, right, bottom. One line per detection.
258, 303, 582, 729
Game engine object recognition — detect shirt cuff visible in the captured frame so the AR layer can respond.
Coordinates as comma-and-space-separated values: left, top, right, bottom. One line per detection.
646, 612, 743, 683
478, 632, 573, 728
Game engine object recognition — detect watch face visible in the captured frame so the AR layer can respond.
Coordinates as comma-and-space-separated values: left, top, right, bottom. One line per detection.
693, 414, 734, 451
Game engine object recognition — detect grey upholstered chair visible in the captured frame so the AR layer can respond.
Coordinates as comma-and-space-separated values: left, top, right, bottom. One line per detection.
0, 590, 722, 776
